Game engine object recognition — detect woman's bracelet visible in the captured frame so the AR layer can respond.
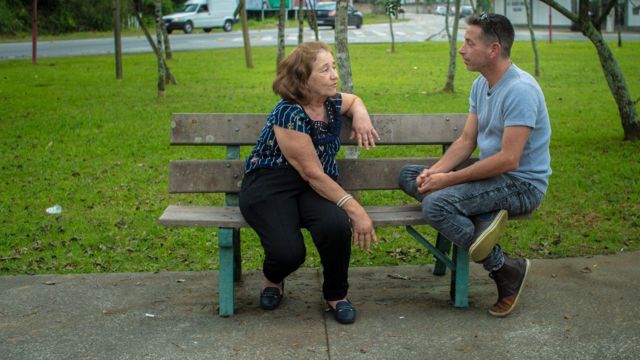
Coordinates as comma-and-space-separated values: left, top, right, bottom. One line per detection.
336, 194, 354, 208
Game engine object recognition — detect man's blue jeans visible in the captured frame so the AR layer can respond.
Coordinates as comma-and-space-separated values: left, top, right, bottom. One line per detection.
398, 165, 544, 272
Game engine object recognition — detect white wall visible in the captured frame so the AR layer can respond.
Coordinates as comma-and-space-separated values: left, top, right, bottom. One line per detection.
627, 1, 640, 27
493, 0, 572, 27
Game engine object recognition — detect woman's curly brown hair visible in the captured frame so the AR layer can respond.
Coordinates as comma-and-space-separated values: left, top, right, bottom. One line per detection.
272, 42, 333, 105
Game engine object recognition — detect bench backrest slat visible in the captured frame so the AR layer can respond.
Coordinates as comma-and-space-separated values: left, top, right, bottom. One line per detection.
169, 158, 476, 193
171, 113, 467, 145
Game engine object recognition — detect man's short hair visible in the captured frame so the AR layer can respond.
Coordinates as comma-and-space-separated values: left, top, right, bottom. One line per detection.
466, 13, 515, 58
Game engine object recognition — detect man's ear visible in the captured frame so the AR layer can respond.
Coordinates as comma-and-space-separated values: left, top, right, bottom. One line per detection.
489, 42, 502, 59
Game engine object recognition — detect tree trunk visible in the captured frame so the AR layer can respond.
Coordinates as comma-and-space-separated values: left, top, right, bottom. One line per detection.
388, 14, 395, 53
443, 0, 460, 93
614, 2, 622, 47
298, 0, 304, 44
335, 0, 359, 183
586, 25, 639, 140
277, 0, 286, 67
32, 0, 37, 64
239, 0, 253, 68
134, 11, 176, 85
335, 0, 352, 93
539, 0, 639, 140
523, 0, 540, 77
307, 0, 319, 41
113, 0, 123, 79
160, 13, 172, 60
444, 1, 451, 40
154, 0, 165, 97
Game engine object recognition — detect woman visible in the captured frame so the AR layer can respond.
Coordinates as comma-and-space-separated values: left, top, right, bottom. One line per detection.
239, 42, 379, 324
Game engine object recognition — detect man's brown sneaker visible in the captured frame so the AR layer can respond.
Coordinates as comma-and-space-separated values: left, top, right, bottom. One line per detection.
489, 256, 530, 317
469, 210, 508, 262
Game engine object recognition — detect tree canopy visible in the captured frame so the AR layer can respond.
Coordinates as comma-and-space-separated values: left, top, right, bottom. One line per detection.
0, 0, 180, 35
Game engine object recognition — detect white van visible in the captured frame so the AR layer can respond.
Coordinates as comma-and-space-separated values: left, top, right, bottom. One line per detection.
163, 0, 238, 34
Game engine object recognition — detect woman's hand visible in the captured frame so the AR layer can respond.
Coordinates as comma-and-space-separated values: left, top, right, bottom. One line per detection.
341, 93, 380, 150
343, 201, 378, 252
350, 113, 380, 150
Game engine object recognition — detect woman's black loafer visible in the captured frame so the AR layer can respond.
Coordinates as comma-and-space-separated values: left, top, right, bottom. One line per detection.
327, 300, 356, 324
259, 287, 283, 310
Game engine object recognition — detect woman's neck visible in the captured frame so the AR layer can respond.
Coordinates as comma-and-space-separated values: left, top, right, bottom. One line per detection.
306, 96, 326, 109
303, 98, 327, 122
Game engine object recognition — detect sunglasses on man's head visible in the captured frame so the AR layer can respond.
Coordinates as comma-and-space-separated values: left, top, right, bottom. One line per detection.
479, 12, 502, 46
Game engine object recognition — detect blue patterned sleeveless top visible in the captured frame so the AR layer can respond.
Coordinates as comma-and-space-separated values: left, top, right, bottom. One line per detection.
245, 94, 343, 178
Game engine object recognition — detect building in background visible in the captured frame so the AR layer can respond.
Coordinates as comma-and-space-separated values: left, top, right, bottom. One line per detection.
492, 0, 640, 31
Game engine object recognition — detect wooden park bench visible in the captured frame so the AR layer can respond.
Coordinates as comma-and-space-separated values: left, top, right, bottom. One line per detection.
159, 113, 480, 317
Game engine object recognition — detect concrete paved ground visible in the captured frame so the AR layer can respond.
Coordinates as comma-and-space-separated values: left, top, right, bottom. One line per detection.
1, 251, 639, 359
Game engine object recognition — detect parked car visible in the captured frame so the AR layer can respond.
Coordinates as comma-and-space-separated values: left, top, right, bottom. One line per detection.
459, 6, 473, 18
434, 5, 472, 18
314, 2, 363, 29
434, 5, 448, 16
163, 0, 237, 34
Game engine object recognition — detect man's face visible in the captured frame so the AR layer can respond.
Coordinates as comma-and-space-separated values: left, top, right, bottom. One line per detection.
459, 25, 493, 72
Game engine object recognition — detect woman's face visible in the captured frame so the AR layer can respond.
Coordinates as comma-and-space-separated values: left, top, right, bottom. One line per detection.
307, 50, 339, 100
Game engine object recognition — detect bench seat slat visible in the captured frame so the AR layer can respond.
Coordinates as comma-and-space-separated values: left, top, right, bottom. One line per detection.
159, 205, 248, 228
159, 204, 429, 228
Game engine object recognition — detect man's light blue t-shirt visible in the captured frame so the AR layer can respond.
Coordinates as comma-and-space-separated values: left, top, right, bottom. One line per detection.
469, 64, 552, 193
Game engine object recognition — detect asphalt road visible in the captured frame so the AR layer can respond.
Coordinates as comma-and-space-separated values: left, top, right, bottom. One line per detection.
1, 13, 638, 60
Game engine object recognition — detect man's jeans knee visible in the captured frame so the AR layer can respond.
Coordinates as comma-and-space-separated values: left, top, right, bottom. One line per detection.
398, 164, 427, 202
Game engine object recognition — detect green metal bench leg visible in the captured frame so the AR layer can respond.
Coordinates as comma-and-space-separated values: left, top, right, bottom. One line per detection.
433, 232, 451, 276
225, 147, 243, 283
406, 226, 469, 308
232, 228, 241, 283
451, 245, 469, 308
218, 227, 235, 317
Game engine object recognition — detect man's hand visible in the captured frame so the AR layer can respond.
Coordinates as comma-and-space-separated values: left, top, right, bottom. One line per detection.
417, 172, 450, 194
416, 168, 432, 187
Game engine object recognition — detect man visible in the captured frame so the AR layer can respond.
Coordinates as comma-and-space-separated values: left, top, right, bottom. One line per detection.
398, 13, 551, 317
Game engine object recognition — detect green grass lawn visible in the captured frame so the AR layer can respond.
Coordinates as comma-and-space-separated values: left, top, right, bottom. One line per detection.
1, 41, 639, 275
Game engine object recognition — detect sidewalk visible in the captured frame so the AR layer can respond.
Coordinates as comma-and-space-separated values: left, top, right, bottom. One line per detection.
1, 251, 638, 359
